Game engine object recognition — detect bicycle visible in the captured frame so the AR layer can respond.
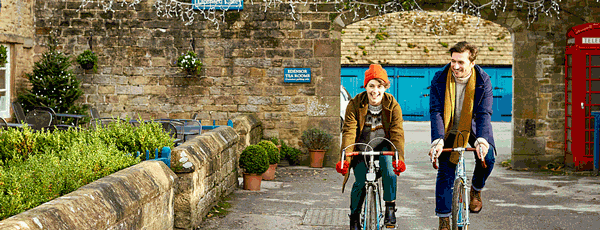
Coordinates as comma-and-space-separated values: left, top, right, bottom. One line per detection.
341, 138, 399, 230
431, 146, 487, 230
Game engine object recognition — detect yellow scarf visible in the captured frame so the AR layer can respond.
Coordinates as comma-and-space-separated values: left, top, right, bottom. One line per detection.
443, 67, 476, 164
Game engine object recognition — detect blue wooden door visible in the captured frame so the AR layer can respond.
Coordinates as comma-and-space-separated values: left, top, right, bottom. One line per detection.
392, 67, 433, 121
481, 67, 512, 122
340, 67, 367, 98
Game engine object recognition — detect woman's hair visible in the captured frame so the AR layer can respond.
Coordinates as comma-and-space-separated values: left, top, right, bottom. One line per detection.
362, 78, 390, 89
449, 41, 478, 62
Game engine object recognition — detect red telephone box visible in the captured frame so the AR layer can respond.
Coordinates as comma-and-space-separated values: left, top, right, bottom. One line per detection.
565, 23, 600, 171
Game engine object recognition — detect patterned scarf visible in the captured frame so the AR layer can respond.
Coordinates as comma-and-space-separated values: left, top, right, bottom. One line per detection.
444, 67, 476, 164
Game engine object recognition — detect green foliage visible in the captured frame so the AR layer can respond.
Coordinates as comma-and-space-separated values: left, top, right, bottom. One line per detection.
362, 50, 368, 56
423, 46, 430, 53
177, 51, 203, 75
407, 43, 417, 48
358, 45, 365, 50
239, 145, 269, 174
280, 141, 301, 165
268, 137, 280, 146
17, 36, 88, 117
439, 42, 448, 48
488, 47, 495, 51
375, 32, 389, 40
0, 45, 7, 66
301, 128, 333, 150
258, 140, 280, 165
0, 120, 173, 220
76, 50, 98, 72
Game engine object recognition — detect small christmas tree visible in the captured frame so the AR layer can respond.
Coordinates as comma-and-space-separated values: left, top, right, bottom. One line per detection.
18, 36, 88, 116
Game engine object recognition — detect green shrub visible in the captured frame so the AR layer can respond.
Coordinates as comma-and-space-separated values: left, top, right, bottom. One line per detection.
281, 141, 301, 165
258, 140, 280, 165
301, 128, 333, 150
239, 145, 269, 174
0, 120, 173, 220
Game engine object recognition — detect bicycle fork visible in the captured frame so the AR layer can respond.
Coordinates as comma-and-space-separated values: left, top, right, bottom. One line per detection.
456, 156, 470, 228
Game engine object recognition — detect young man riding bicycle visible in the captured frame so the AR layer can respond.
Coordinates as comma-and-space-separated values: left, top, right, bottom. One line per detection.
336, 64, 406, 230
428, 41, 496, 230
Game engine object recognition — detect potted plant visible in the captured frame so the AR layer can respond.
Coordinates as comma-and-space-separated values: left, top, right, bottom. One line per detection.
76, 50, 98, 72
239, 144, 269, 191
301, 127, 333, 168
258, 140, 280, 180
269, 137, 282, 151
0, 45, 7, 67
177, 51, 203, 75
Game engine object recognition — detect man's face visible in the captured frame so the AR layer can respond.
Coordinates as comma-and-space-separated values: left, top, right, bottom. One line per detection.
365, 79, 386, 106
450, 51, 475, 79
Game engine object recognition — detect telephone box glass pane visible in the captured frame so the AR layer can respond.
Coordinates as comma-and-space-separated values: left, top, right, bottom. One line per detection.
568, 92, 572, 103
592, 68, 600, 79
568, 117, 572, 127
568, 54, 572, 66
568, 79, 572, 90
568, 67, 572, 79
592, 55, 600, 66
592, 94, 600, 104
592, 81, 600, 92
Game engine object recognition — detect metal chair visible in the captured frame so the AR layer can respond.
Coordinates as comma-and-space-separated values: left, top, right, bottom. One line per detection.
158, 121, 183, 146
0, 117, 7, 130
25, 109, 54, 130
89, 107, 127, 128
11, 102, 26, 123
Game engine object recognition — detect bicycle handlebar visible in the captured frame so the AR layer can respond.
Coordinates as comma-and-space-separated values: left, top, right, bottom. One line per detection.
344, 151, 396, 157
431, 147, 487, 169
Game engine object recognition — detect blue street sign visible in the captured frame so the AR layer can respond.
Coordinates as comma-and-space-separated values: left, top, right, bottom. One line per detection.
284, 68, 311, 83
192, 0, 243, 10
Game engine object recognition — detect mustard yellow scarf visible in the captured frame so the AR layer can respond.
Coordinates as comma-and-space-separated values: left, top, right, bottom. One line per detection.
444, 67, 476, 164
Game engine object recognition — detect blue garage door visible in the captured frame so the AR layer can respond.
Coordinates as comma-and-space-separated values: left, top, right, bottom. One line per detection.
341, 66, 512, 122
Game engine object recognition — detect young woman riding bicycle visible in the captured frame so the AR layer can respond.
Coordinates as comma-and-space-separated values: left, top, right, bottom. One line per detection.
336, 64, 406, 230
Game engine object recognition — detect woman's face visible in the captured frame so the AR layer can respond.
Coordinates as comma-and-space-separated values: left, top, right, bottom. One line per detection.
365, 79, 387, 106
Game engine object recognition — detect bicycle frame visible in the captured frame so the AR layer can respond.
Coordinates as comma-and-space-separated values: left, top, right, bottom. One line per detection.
341, 138, 399, 230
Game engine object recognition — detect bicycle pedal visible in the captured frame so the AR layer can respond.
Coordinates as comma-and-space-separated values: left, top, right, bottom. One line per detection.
385, 224, 396, 229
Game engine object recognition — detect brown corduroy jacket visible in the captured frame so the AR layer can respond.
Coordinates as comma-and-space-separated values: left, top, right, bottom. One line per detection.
340, 91, 405, 193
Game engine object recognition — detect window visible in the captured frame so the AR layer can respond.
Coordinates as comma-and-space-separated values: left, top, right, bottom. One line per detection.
0, 44, 10, 118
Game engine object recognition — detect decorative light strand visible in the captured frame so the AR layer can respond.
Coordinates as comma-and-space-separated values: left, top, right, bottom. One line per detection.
76, 0, 568, 29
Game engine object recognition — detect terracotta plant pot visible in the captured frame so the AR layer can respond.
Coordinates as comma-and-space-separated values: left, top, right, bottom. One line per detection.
309, 149, 326, 168
243, 173, 263, 191
262, 163, 277, 180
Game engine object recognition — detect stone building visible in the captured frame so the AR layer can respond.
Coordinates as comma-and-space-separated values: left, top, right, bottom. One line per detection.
2, 0, 599, 170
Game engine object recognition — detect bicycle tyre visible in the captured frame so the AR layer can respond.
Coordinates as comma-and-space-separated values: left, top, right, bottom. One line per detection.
451, 178, 467, 230
364, 185, 379, 230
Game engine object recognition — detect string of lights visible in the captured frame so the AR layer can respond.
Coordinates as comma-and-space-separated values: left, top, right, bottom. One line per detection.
76, 0, 571, 28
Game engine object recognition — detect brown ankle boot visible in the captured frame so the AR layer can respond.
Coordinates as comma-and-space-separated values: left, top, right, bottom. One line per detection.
469, 187, 482, 213
439, 217, 450, 230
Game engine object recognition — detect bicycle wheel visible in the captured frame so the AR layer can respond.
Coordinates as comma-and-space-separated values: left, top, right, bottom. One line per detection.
452, 178, 468, 230
364, 185, 379, 230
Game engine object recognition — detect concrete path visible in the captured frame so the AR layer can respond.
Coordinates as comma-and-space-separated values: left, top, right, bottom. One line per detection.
198, 122, 600, 230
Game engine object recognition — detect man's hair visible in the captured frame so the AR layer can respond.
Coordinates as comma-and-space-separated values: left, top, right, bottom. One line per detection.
362, 78, 390, 89
449, 41, 478, 62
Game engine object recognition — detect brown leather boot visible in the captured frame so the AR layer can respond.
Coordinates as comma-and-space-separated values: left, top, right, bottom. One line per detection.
469, 187, 482, 213
439, 217, 450, 230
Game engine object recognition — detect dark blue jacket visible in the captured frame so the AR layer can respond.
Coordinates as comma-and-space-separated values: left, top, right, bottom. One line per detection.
429, 64, 495, 147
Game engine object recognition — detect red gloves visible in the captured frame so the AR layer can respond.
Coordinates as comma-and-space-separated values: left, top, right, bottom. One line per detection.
336, 160, 350, 175
392, 160, 406, 176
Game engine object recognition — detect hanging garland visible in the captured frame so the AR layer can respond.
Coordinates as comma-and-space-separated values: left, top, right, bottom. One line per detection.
76, 0, 583, 29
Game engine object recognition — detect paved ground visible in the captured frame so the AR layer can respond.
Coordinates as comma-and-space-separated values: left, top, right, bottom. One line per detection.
198, 122, 600, 230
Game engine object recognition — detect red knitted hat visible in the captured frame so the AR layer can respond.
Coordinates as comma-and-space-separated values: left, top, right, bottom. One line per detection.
364, 64, 389, 87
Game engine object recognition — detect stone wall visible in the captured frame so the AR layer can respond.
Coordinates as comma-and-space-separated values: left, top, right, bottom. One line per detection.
0, 114, 262, 230
0, 0, 35, 121
170, 114, 262, 229
0, 161, 177, 229
22, 0, 600, 170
